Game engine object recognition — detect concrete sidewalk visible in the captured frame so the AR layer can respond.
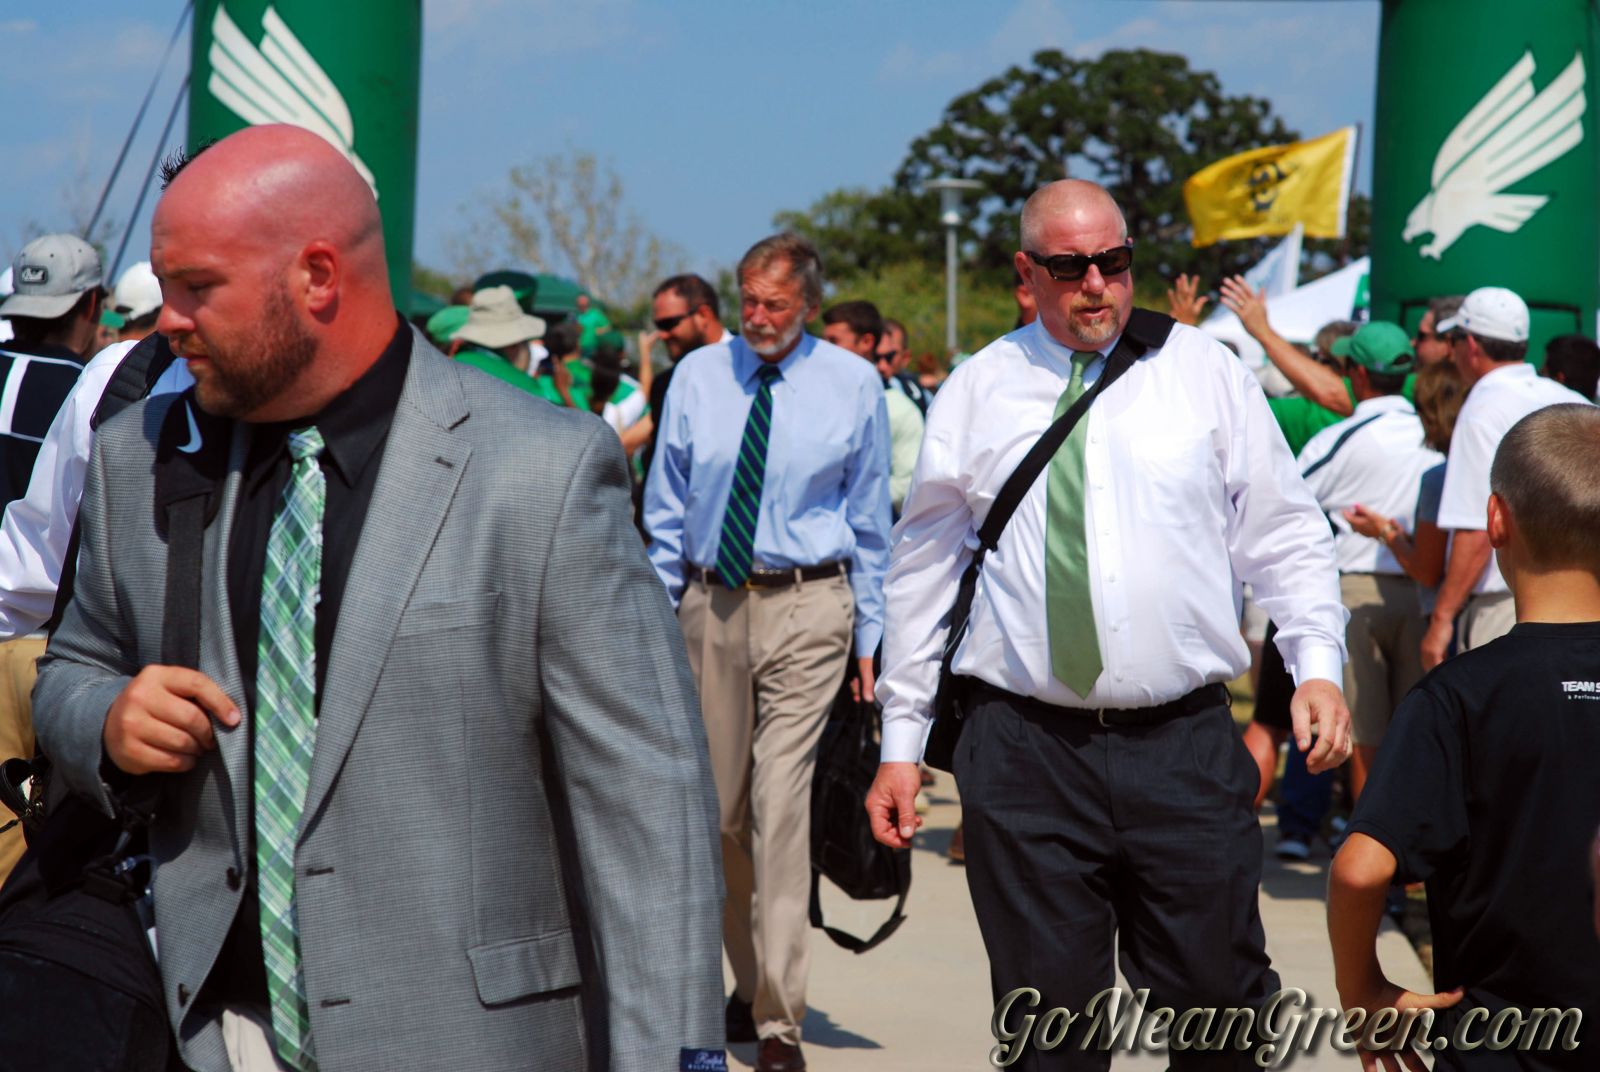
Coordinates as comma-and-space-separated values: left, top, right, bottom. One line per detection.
724, 784, 1430, 1071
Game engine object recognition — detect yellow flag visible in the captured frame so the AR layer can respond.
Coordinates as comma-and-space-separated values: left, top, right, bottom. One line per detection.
1184, 127, 1357, 248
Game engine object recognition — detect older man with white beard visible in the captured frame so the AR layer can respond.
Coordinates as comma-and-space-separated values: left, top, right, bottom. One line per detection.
643, 232, 892, 1072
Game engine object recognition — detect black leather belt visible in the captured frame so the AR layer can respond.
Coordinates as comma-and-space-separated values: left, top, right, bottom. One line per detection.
687, 560, 848, 590
964, 678, 1230, 727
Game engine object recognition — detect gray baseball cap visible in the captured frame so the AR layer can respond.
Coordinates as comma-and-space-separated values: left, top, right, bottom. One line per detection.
0, 234, 103, 320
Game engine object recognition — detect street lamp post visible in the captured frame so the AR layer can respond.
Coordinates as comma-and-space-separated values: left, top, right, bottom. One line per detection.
926, 178, 984, 358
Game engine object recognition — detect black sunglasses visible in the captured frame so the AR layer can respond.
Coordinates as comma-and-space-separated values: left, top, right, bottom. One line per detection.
653, 313, 692, 332
1025, 243, 1134, 282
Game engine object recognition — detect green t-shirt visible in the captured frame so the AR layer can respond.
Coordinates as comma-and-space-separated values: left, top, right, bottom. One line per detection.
454, 348, 542, 397
530, 359, 594, 410
529, 359, 640, 414
577, 307, 612, 354
1268, 372, 1417, 457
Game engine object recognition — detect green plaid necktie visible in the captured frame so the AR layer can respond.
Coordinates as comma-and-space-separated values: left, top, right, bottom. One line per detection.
1046, 351, 1105, 698
715, 363, 781, 587
256, 426, 325, 1072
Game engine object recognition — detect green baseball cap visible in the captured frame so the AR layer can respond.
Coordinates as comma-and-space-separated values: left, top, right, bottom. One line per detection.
426, 304, 471, 343
1330, 321, 1415, 375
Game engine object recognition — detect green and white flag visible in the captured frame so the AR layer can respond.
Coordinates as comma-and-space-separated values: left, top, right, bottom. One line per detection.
189, 1, 421, 308
1370, 0, 1598, 361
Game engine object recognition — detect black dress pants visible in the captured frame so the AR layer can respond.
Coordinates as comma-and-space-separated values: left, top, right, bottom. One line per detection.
954, 681, 1279, 1070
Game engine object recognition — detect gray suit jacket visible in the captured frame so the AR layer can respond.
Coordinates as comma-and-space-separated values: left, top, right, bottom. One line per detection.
34, 332, 724, 1071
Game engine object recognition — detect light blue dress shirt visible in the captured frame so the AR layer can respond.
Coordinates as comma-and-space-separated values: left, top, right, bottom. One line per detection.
644, 333, 893, 653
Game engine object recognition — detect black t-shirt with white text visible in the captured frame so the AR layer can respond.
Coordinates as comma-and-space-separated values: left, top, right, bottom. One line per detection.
1349, 622, 1600, 1068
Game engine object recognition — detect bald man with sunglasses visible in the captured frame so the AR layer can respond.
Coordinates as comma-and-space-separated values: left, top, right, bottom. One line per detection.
869, 180, 1350, 1070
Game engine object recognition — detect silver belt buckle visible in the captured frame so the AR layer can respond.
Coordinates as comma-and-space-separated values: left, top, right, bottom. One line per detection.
1096, 708, 1109, 727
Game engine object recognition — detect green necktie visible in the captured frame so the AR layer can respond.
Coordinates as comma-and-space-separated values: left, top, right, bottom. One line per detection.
715, 363, 781, 586
256, 426, 325, 1072
1046, 351, 1105, 698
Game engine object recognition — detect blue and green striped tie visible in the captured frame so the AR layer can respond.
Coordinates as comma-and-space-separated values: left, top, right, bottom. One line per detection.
256, 426, 324, 1072
715, 363, 781, 587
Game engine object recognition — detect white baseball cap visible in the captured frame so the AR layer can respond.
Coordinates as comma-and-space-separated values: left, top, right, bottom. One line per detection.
1436, 286, 1529, 343
0, 234, 103, 319
113, 261, 163, 321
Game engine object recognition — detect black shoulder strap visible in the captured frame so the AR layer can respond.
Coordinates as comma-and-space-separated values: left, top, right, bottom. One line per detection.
90, 333, 179, 431
975, 308, 1175, 552
1299, 412, 1384, 481
47, 335, 180, 635
933, 309, 1175, 716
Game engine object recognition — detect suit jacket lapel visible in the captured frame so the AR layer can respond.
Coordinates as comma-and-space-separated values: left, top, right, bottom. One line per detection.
301, 335, 472, 827
206, 421, 253, 847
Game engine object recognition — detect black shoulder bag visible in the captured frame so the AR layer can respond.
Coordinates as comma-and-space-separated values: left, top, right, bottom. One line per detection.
0, 345, 218, 1072
922, 309, 1176, 772
809, 680, 910, 954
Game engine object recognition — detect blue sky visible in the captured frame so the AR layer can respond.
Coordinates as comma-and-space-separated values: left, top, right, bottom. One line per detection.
2, 0, 1380, 283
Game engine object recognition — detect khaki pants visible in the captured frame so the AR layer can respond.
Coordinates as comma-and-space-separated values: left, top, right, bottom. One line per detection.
678, 573, 853, 1046
0, 636, 45, 883
1341, 573, 1424, 748
1462, 590, 1516, 652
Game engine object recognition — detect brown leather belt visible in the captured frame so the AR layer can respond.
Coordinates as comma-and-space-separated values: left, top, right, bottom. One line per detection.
686, 560, 848, 590
964, 678, 1230, 727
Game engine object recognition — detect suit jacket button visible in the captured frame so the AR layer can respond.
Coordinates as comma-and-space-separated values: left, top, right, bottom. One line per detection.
178, 984, 191, 1006
225, 867, 241, 891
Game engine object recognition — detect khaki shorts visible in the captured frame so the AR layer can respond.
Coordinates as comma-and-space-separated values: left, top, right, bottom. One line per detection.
0, 635, 45, 884
1342, 573, 1425, 748
1461, 591, 1516, 651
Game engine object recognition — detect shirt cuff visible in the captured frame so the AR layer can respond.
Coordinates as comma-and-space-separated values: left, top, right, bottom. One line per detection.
880, 715, 929, 764
854, 621, 882, 657
1288, 641, 1344, 689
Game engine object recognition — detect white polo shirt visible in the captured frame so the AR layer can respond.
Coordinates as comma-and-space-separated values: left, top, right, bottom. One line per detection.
1298, 394, 1442, 575
1437, 362, 1590, 594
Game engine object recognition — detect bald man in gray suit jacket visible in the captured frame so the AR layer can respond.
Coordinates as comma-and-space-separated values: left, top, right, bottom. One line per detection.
33, 125, 723, 1072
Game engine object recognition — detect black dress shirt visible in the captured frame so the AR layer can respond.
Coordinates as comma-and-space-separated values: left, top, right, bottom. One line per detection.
204, 318, 410, 1007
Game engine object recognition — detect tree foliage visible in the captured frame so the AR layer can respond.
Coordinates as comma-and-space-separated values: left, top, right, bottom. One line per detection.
449, 150, 683, 308
778, 47, 1369, 299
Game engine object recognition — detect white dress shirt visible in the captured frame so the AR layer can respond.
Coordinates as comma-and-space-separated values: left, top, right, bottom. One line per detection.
1437, 362, 1590, 595
1297, 394, 1442, 575
876, 319, 1347, 762
0, 340, 193, 638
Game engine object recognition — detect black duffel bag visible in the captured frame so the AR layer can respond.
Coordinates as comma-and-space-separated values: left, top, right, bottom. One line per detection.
0, 335, 203, 1071
808, 681, 910, 953
0, 786, 176, 1072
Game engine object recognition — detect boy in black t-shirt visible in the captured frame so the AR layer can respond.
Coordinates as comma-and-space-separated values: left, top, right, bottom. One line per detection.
1328, 403, 1600, 1070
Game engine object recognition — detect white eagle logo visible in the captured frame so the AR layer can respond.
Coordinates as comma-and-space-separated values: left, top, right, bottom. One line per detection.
206, 4, 378, 198
1402, 50, 1585, 260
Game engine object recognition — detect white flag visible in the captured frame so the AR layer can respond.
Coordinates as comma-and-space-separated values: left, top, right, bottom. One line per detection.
1242, 223, 1303, 298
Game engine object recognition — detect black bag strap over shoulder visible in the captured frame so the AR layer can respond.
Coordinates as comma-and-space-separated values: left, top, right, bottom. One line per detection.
47, 333, 181, 635
924, 310, 1176, 770
91, 333, 181, 432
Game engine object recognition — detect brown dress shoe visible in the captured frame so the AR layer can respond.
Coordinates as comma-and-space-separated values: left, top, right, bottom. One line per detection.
947, 820, 965, 864
755, 1038, 806, 1071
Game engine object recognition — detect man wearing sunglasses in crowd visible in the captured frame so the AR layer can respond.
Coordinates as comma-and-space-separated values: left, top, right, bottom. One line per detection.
874, 317, 932, 415
1412, 294, 1464, 368
636, 274, 729, 496
868, 179, 1351, 1070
